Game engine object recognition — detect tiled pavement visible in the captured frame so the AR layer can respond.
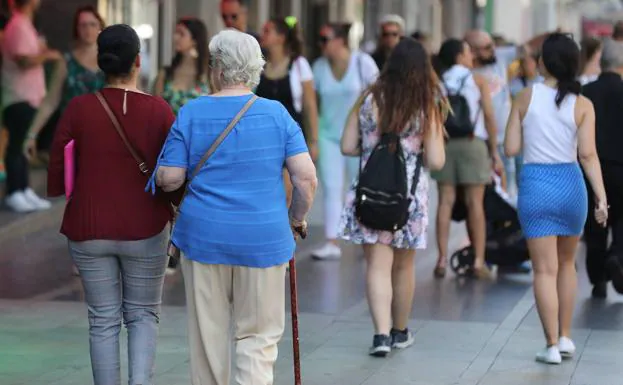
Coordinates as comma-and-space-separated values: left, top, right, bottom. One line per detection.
1, 175, 623, 384
1, 282, 622, 385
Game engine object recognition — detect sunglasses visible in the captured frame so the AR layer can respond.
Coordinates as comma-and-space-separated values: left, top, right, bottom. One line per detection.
222, 13, 238, 21
318, 35, 333, 45
382, 31, 400, 38
79, 21, 100, 29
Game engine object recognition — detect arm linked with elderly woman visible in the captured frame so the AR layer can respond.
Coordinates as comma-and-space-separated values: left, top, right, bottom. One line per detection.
146, 29, 316, 384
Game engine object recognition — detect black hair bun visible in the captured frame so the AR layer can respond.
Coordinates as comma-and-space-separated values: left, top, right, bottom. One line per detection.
98, 52, 123, 74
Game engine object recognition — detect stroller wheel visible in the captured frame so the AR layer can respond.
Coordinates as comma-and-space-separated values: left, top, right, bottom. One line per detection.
450, 247, 475, 277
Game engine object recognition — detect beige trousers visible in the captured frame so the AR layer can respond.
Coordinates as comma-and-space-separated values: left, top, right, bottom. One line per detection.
181, 256, 287, 385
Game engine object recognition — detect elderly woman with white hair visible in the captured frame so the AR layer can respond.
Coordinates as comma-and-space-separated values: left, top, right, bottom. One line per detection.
147, 29, 317, 385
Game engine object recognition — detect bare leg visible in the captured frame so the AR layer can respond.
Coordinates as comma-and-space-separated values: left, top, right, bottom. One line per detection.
364, 244, 394, 335
528, 236, 559, 346
464, 185, 486, 270
557, 236, 580, 338
391, 248, 416, 331
435, 183, 456, 269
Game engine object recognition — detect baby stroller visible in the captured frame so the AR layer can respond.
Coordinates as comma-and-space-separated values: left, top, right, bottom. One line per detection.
449, 175, 529, 276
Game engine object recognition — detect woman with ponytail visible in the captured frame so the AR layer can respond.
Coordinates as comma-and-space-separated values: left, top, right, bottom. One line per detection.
431, 38, 498, 280
504, 33, 607, 364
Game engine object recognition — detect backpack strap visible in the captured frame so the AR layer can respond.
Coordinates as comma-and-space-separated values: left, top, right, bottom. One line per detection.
442, 74, 470, 97
456, 74, 471, 94
410, 153, 423, 196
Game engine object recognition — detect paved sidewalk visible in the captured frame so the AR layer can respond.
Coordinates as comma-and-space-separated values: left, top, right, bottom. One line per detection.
1, 176, 622, 384
1, 290, 621, 385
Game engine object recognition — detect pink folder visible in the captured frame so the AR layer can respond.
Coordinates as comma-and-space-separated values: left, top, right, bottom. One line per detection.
64, 140, 75, 200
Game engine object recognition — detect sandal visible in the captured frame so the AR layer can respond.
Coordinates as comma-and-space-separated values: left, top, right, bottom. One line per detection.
433, 265, 446, 279
470, 265, 493, 280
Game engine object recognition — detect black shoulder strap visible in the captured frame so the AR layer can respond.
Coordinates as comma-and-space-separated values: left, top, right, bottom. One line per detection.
410, 153, 423, 196
444, 74, 470, 97
456, 74, 471, 94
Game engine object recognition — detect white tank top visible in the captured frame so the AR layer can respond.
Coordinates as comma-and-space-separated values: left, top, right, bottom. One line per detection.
522, 83, 578, 164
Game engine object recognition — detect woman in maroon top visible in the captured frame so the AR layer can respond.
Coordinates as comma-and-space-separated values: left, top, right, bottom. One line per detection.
47, 25, 175, 385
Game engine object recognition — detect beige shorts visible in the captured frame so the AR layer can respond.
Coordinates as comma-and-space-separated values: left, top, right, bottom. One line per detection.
431, 138, 491, 185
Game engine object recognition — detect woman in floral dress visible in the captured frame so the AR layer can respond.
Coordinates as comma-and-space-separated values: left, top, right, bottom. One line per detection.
153, 17, 210, 274
154, 17, 210, 117
340, 38, 446, 357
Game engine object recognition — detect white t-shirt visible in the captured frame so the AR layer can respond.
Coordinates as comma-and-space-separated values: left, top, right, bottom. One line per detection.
289, 56, 314, 113
578, 74, 598, 86
313, 51, 379, 142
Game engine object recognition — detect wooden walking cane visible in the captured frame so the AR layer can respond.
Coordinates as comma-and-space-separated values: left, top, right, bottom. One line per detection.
290, 225, 307, 385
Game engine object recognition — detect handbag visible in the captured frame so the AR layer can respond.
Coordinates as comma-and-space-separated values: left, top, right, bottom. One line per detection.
167, 95, 258, 260
64, 139, 75, 200
95, 91, 151, 176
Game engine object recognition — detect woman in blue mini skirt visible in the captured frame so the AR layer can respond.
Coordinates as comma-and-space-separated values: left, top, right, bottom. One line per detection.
504, 33, 608, 365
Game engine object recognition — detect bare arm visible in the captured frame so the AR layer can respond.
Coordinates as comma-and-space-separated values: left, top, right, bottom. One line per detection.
577, 97, 607, 205
286, 152, 317, 221
504, 87, 530, 157
27, 60, 68, 138
156, 166, 186, 192
15, 48, 62, 69
341, 106, 360, 156
424, 110, 446, 171
302, 80, 319, 144
153, 69, 166, 96
474, 74, 498, 153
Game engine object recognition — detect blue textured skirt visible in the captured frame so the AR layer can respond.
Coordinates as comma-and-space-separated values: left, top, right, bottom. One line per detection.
518, 163, 588, 239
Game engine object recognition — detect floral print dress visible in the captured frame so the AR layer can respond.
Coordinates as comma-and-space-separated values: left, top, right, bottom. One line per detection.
61, 53, 105, 110
161, 80, 210, 116
338, 94, 429, 250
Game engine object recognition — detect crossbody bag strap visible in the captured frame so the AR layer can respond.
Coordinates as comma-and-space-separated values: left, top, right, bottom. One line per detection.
173, 95, 258, 217
95, 91, 150, 175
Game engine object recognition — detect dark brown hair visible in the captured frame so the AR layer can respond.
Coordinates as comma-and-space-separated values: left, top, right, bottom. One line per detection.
166, 17, 209, 83
325, 22, 351, 48
370, 37, 443, 136
72, 5, 105, 40
12, 0, 31, 9
579, 37, 602, 76
269, 17, 305, 59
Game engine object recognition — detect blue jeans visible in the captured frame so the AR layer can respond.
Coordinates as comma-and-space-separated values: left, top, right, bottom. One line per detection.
69, 229, 168, 385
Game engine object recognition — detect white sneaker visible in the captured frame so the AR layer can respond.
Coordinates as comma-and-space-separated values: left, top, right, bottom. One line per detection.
24, 188, 51, 210
558, 336, 576, 359
536, 346, 562, 365
5, 191, 36, 213
311, 243, 342, 260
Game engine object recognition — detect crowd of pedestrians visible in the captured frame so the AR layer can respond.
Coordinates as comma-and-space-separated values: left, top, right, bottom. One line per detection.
0, 0, 621, 383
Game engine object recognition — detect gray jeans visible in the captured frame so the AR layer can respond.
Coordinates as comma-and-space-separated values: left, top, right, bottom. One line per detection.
69, 229, 168, 385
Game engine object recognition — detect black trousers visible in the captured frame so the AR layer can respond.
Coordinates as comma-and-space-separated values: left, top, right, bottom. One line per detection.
36, 107, 61, 153
584, 161, 623, 285
3, 102, 36, 195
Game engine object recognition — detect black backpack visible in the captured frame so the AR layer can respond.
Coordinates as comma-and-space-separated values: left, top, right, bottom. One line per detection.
355, 133, 423, 232
444, 75, 479, 138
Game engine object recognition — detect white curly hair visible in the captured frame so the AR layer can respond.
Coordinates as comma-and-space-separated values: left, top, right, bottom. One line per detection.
209, 29, 265, 89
